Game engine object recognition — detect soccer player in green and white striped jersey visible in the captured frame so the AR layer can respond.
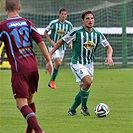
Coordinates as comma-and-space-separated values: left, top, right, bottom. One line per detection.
44, 8, 73, 89
50, 10, 114, 116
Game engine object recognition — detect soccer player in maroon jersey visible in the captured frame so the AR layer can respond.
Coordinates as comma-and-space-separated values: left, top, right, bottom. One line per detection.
0, 0, 53, 133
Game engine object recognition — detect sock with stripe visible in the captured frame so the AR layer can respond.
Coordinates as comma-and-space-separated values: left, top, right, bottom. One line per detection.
20, 105, 42, 133
26, 103, 36, 133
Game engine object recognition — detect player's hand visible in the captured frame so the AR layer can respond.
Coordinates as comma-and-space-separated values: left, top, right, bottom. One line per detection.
69, 43, 73, 50
45, 61, 53, 76
105, 57, 114, 66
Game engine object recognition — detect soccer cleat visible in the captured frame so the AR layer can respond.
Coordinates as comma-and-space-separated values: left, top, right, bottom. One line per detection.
48, 81, 56, 89
81, 106, 90, 116
68, 109, 77, 116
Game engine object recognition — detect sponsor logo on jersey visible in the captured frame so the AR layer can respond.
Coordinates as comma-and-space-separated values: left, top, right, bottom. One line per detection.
83, 41, 94, 50
7, 21, 28, 28
18, 47, 32, 55
18, 47, 33, 58
57, 30, 65, 36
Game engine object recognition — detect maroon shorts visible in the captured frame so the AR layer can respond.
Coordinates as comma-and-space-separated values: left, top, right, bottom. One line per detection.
11, 71, 39, 99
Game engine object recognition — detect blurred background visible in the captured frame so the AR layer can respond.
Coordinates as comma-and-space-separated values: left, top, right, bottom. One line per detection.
0, 0, 132, 69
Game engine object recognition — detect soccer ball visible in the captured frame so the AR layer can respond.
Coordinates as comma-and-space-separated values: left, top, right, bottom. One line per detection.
94, 103, 110, 117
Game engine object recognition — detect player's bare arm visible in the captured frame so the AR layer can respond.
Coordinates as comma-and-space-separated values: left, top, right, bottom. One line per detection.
105, 44, 114, 66
69, 41, 73, 50
44, 31, 55, 46
38, 41, 53, 75
50, 39, 64, 55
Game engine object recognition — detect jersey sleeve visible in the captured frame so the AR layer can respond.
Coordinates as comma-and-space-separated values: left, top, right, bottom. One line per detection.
99, 33, 109, 47
62, 28, 76, 44
45, 21, 53, 32
45, 25, 51, 32
29, 21, 43, 44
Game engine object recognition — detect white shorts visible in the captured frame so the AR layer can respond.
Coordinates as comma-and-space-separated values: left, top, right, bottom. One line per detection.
48, 47, 65, 61
70, 62, 94, 84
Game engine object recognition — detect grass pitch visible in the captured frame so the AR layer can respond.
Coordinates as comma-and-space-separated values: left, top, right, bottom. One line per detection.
0, 69, 132, 133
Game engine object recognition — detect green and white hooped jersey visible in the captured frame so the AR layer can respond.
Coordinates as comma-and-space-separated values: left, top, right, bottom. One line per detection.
63, 26, 109, 65
45, 19, 73, 50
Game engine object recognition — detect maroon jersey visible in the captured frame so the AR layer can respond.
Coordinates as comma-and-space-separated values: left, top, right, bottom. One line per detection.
0, 16, 43, 75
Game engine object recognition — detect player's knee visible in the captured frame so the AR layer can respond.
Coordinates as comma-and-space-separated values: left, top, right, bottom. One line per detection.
16, 104, 22, 110
15, 98, 28, 110
86, 79, 93, 88
56, 62, 62, 68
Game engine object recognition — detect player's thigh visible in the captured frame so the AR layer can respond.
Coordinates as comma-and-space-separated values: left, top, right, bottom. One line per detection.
15, 98, 28, 110
52, 50, 60, 60
85, 62, 94, 77
48, 47, 60, 59
59, 50, 65, 61
70, 63, 89, 82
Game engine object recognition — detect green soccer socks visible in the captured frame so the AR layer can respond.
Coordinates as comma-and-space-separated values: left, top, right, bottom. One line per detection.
79, 87, 90, 108
50, 67, 59, 81
70, 92, 81, 110
70, 87, 90, 111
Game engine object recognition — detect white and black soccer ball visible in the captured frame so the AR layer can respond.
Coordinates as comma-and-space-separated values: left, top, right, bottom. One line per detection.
94, 103, 110, 117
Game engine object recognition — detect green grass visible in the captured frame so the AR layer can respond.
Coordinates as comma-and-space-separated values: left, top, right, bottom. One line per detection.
0, 69, 132, 133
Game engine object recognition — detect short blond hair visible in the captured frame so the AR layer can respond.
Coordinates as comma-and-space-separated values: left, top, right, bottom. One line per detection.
5, 0, 20, 11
